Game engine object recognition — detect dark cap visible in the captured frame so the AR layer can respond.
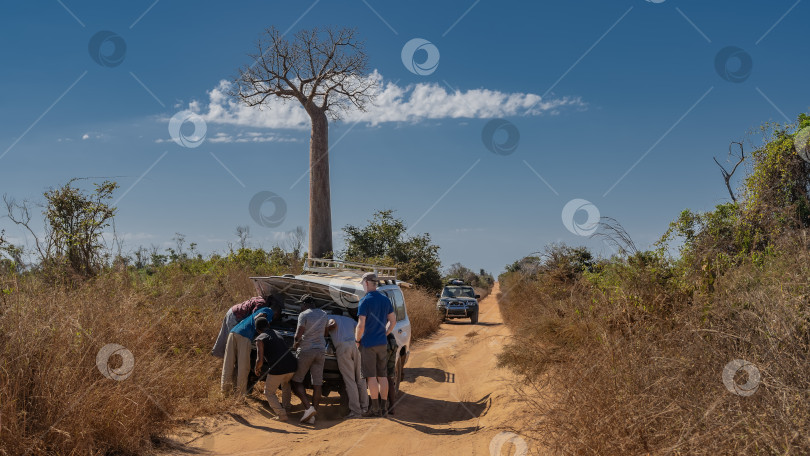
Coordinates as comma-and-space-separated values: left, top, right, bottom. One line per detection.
360, 272, 379, 284
296, 294, 314, 305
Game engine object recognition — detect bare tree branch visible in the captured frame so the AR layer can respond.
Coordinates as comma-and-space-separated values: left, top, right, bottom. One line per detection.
232, 27, 376, 120
714, 141, 746, 202
4, 195, 47, 261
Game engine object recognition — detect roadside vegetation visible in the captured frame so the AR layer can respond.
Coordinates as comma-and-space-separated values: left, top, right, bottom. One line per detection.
497, 114, 810, 454
341, 209, 444, 290
0, 189, 441, 454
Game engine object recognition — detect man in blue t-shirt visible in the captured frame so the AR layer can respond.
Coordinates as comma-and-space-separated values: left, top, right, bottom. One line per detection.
354, 272, 396, 417
221, 306, 274, 397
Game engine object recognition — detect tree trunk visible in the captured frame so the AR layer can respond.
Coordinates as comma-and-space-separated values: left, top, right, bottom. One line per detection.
307, 108, 333, 258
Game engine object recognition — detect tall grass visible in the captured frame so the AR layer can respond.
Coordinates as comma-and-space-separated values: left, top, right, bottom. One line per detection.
402, 287, 441, 342
497, 116, 810, 455
0, 255, 443, 455
0, 260, 268, 455
497, 237, 810, 455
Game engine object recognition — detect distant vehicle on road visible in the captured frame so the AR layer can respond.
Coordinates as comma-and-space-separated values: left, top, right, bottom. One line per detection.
436, 279, 481, 324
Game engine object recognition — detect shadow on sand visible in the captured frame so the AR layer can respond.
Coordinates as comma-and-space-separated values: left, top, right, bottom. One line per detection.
392, 392, 491, 427
403, 367, 456, 384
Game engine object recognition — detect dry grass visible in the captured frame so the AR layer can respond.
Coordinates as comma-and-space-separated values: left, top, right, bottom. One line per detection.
497, 237, 810, 455
402, 287, 441, 342
0, 264, 261, 455
475, 286, 491, 301
0, 263, 447, 454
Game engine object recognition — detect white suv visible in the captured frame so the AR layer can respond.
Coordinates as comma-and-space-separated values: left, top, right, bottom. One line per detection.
250, 258, 412, 405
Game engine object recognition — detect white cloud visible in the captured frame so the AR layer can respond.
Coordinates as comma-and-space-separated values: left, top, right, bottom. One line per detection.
187, 71, 584, 130
155, 130, 299, 144
81, 132, 105, 141
207, 131, 300, 144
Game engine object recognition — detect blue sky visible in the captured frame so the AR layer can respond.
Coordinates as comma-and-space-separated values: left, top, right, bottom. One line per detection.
1, 0, 808, 275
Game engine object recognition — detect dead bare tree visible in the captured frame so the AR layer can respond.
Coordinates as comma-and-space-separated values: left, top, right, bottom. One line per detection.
714, 141, 746, 202
235, 225, 250, 250
233, 27, 376, 258
4, 196, 48, 262
284, 226, 306, 260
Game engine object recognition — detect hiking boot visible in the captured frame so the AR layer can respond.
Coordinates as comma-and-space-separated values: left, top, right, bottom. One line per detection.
300, 406, 317, 423
363, 398, 380, 417
344, 411, 362, 419
380, 399, 388, 417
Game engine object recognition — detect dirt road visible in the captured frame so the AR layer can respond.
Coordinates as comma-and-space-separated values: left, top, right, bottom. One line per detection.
166, 283, 529, 456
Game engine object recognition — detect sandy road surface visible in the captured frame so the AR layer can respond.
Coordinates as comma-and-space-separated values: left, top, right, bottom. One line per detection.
164, 283, 529, 456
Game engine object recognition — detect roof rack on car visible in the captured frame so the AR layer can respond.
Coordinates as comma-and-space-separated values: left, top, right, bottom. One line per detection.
304, 258, 397, 281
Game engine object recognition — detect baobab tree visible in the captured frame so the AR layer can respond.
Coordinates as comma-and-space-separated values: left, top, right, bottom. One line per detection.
233, 27, 376, 258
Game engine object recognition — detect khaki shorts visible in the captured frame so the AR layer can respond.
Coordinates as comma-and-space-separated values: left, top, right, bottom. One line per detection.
360, 344, 388, 378
292, 349, 325, 385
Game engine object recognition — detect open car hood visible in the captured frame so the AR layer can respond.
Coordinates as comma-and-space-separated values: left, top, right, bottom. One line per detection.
251, 276, 363, 310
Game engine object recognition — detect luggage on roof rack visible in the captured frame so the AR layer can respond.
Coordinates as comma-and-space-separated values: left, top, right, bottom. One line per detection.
304, 258, 397, 281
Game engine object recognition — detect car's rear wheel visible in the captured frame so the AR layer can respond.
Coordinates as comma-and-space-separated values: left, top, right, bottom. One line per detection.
390, 356, 404, 411
470, 311, 478, 324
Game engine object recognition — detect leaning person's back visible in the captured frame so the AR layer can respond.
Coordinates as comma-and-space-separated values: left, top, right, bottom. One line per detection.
298, 307, 328, 350
257, 329, 297, 375
328, 314, 357, 348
